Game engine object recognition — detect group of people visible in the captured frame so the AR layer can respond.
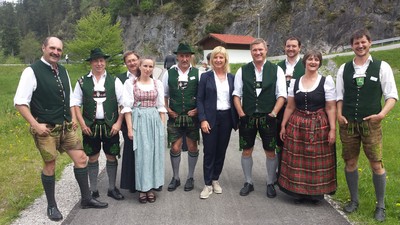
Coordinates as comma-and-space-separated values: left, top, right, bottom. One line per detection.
14, 27, 398, 223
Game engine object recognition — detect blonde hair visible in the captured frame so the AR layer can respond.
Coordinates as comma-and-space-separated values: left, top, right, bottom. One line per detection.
210, 46, 230, 73
250, 38, 268, 50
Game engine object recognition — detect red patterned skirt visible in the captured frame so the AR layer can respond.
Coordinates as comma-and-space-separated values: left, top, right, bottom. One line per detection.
278, 108, 336, 196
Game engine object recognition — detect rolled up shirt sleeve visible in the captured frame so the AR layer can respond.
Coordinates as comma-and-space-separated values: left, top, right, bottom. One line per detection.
232, 67, 243, 97
380, 61, 399, 101
275, 66, 287, 99
14, 67, 36, 107
121, 79, 134, 114
335, 64, 345, 101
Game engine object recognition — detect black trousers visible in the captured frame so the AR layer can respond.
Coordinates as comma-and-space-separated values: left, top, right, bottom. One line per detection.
202, 110, 233, 185
119, 123, 135, 192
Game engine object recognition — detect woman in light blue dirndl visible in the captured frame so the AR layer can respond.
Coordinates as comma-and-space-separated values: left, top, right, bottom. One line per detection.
122, 57, 166, 203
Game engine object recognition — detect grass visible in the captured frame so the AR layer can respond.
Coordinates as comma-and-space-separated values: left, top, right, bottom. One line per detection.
0, 49, 399, 224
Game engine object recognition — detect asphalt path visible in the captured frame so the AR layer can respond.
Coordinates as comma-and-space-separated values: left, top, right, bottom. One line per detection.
63, 132, 351, 225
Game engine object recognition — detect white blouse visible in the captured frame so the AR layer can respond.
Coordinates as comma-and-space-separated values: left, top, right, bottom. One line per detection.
121, 79, 167, 113
288, 74, 336, 101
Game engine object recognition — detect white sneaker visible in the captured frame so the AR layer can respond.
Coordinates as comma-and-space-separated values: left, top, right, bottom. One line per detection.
200, 185, 213, 199
212, 180, 222, 194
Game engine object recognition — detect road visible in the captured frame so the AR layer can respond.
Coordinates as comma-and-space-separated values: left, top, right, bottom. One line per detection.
13, 132, 351, 225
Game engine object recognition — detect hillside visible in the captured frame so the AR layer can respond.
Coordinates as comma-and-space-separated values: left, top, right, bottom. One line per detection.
119, 0, 400, 59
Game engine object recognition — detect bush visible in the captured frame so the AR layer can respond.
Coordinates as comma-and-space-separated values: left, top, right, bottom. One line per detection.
205, 23, 225, 34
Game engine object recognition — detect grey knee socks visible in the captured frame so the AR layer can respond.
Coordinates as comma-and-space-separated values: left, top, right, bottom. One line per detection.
345, 169, 359, 203
266, 156, 278, 185
170, 150, 181, 180
373, 172, 386, 209
241, 156, 253, 184
87, 161, 99, 192
106, 160, 118, 191
187, 150, 199, 179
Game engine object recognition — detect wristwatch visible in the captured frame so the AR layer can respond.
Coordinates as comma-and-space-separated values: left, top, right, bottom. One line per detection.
270, 111, 277, 118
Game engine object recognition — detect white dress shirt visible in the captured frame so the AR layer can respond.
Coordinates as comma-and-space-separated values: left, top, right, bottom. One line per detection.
213, 71, 231, 110
162, 66, 201, 97
336, 55, 398, 101
232, 61, 287, 100
14, 57, 73, 107
71, 71, 124, 119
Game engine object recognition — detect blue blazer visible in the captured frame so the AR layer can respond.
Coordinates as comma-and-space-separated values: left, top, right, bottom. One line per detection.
197, 70, 238, 130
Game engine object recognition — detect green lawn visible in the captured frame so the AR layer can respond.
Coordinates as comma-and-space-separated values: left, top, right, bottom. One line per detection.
0, 49, 399, 224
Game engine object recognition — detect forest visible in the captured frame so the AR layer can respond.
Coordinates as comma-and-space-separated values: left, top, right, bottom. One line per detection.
0, 0, 204, 63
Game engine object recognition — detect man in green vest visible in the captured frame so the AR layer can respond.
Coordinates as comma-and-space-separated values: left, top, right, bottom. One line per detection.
336, 29, 398, 222
233, 38, 287, 198
14, 37, 108, 222
162, 43, 200, 192
72, 48, 125, 201
276, 36, 305, 178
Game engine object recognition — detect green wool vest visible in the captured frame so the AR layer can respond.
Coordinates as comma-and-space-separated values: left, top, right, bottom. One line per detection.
116, 72, 129, 84
78, 74, 118, 127
30, 60, 71, 124
342, 59, 382, 122
168, 68, 199, 115
242, 61, 277, 115
277, 59, 305, 79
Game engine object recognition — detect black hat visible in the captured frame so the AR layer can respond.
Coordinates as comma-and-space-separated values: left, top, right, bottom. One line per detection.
173, 43, 195, 54
85, 48, 110, 61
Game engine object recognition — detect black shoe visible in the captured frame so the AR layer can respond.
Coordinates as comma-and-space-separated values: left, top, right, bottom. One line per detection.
153, 185, 163, 191
310, 199, 321, 205
47, 206, 63, 221
81, 198, 108, 209
374, 207, 385, 222
239, 182, 254, 196
107, 188, 124, 200
167, 178, 181, 191
266, 184, 277, 198
91, 190, 99, 198
294, 198, 305, 204
343, 201, 358, 213
184, 178, 194, 191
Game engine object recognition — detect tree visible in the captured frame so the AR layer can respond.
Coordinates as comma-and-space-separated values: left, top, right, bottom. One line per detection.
0, 2, 20, 56
19, 32, 41, 64
66, 7, 124, 74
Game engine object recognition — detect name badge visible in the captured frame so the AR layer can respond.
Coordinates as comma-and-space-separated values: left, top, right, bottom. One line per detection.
370, 76, 378, 82
189, 76, 195, 80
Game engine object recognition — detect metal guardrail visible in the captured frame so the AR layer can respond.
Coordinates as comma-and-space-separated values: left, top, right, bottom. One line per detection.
342, 36, 400, 50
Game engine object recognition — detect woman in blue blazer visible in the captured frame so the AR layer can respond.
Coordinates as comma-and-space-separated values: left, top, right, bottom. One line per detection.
197, 46, 238, 199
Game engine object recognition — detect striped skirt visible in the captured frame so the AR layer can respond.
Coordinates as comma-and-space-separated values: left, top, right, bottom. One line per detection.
278, 108, 336, 196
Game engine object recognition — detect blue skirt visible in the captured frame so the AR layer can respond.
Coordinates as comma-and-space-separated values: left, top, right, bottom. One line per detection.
132, 107, 165, 192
